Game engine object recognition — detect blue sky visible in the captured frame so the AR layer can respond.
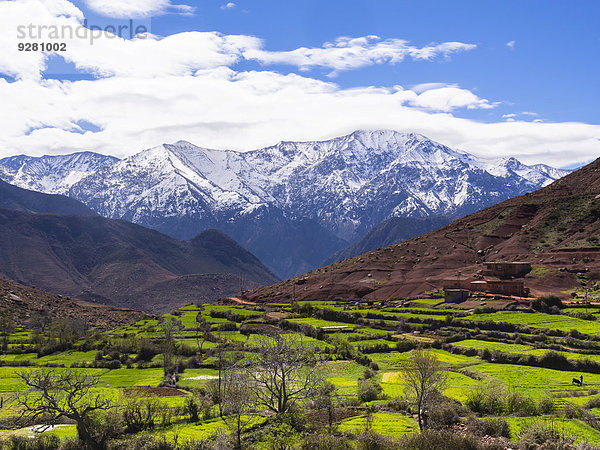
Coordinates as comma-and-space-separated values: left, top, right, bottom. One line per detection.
145, 0, 600, 125
1, 0, 599, 167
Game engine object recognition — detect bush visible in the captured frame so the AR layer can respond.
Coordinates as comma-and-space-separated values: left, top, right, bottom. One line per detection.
356, 430, 399, 450
357, 378, 383, 402
5, 435, 60, 450
465, 384, 505, 416
427, 400, 463, 429
386, 397, 410, 412
215, 321, 238, 332
185, 397, 200, 423
122, 398, 159, 433
135, 340, 160, 362
465, 416, 510, 438
517, 420, 573, 448
505, 390, 537, 416
531, 295, 564, 312
398, 429, 481, 450
466, 381, 542, 417
585, 397, 600, 409
362, 368, 376, 380
107, 433, 178, 449
299, 432, 352, 450
537, 397, 556, 414
85, 410, 124, 448
537, 351, 570, 371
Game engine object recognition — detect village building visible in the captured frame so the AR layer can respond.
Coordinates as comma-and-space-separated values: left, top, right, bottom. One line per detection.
443, 261, 531, 302
482, 261, 532, 278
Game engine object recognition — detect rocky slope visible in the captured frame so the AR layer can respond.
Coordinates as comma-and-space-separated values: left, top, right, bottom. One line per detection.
0, 207, 278, 313
0, 178, 95, 216
0, 277, 148, 328
323, 216, 453, 264
241, 157, 600, 303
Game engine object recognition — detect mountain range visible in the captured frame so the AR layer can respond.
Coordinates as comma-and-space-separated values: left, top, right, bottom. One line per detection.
0, 181, 278, 313
0, 130, 570, 278
241, 156, 600, 303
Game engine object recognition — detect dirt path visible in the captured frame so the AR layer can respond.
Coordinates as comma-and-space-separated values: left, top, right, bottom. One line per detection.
226, 296, 257, 306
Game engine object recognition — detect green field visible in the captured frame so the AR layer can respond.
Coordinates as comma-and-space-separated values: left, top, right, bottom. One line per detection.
3, 298, 600, 447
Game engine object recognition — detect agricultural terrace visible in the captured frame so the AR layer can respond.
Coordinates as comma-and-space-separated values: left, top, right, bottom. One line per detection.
2, 295, 600, 447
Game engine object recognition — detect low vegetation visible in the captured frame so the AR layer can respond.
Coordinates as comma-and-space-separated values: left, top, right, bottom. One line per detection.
2, 298, 600, 448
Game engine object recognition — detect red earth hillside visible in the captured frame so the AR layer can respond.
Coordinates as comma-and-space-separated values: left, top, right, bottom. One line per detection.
241, 157, 600, 303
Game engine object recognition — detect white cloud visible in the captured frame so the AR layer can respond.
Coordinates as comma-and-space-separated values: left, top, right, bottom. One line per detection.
83, 0, 194, 18
221, 2, 236, 10
506, 40, 516, 49
521, 111, 538, 116
502, 113, 516, 119
398, 86, 497, 112
244, 36, 476, 75
411, 82, 456, 94
0, 0, 84, 81
1, 1, 598, 169
0, 0, 260, 80
1, 2, 474, 81
61, 32, 261, 78
1, 70, 598, 168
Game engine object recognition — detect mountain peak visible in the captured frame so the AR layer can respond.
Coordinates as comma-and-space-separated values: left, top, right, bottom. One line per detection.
171, 140, 198, 148
0, 131, 570, 278
0, 151, 119, 195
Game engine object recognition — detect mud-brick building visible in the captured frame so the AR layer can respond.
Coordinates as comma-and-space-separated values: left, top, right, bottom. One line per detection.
482, 262, 532, 279
443, 261, 531, 301
470, 279, 528, 296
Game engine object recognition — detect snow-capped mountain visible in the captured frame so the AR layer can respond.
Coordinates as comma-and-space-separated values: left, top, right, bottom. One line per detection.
0, 130, 570, 277
0, 152, 118, 195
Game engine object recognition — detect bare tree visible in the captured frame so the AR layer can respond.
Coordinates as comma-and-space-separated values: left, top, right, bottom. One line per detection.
0, 311, 15, 351
49, 318, 87, 347
28, 310, 51, 334
159, 316, 183, 377
17, 368, 112, 449
206, 349, 244, 419
400, 347, 446, 430
245, 334, 323, 416
194, 310, 211, 351
222, 369, 258, 449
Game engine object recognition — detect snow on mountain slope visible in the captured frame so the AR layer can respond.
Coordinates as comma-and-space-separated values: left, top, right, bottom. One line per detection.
0, 152, 118, 195
0, 130, 570, 277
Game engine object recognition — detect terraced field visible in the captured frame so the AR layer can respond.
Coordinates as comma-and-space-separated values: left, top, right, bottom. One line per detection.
2, 298, 600, 447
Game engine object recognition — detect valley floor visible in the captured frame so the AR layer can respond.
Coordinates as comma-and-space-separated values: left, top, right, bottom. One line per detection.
2, 296, 600, 448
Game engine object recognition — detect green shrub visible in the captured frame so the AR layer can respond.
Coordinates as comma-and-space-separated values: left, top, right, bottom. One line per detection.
122, 398, 159, 433
299, 432, 352, 450
585, 397, 600, 409
465, 382, 540, 417
517, 420, 573, 448
505, 390, 537, 416
537, 397, 556, 414
465, 385, 504, 416
386, 397, 410, 412
357, 378, 383, 402
5, 435, 60, 450
356, 430, 399, 450
398, 429, 481, 450
427, 401, 462, 429
465, 416, 510, 438
531, 295, 564, 312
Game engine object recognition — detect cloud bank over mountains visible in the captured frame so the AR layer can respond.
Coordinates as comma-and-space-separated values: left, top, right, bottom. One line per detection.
0, 0, 598, 167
